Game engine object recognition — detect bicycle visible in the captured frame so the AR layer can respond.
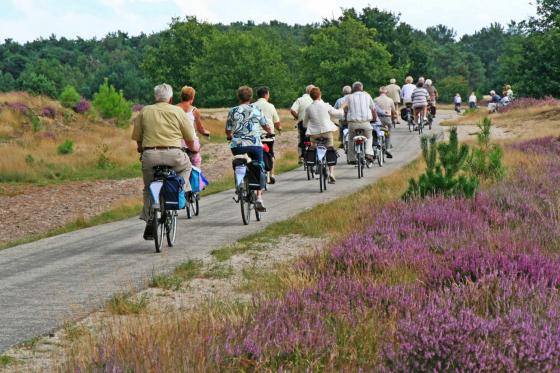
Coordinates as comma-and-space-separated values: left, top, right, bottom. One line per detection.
148, 165, 179, 253
353, 129, 369, 179
232, 155, 262, 225
405, 103, 414, 132
342, 127, 349, 154
303, 140, 315, 180
311, 137, 329, 193
185, 191, 199, 218
372, 123, 386, 167
417, 109, 426, 135
261, 133, 275, 187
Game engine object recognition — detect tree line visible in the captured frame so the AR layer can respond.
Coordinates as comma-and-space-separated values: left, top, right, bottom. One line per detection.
0, 1, 558, 107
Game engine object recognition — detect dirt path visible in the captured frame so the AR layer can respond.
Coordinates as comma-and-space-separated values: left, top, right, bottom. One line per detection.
0, 132, 298, 246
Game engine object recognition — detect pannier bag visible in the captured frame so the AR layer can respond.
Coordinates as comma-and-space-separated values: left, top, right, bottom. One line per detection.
189, 166, 209, 193
430, 105, 437, 116
247, 161, 265, 190
263, 150, 273, 172
161, 173, 186, 210
326, 148, 338, 165
400, 107, 409, 121
305, 148, 317, 165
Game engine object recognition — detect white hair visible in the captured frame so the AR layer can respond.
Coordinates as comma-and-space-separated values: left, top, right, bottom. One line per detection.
342, 85, 352, 95
390, 78, 396, 84
379, 86, 388, 94
154, 83, 173, 102
352, 81, 363, 92
425, 79, 432, 86
305, 85, 315, 94
418, 76, 425, 83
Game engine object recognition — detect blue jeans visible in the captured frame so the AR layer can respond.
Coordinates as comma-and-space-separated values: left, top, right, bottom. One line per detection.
231, 146, 265, 190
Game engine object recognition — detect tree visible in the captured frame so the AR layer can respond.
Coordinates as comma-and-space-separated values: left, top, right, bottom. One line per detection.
92, 79, 132, 126
437, 76, 470, 103
302, 17, 395, 103
59, 85, 81, 108
16, 70, 57, 97
0, 72, 15, 92
190, 30, 294, 107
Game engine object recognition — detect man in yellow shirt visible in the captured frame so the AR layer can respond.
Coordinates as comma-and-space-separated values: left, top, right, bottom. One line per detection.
132, 83, 199, 239
254, 86, 281, 183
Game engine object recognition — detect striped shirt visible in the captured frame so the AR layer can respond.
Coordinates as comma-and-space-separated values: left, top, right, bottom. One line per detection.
345, 91, 375, 122
411, 88, 429, 108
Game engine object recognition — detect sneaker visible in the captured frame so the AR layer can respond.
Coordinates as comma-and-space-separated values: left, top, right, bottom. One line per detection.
298, 158, 304, 165
328, 175, 336, 184
255, 200, 266, 212
385, 151, 393, 159
143, 222, 154, 240
269, 176, 276, 184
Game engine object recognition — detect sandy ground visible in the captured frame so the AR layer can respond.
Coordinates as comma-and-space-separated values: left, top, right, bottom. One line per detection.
0, 234, 323, 372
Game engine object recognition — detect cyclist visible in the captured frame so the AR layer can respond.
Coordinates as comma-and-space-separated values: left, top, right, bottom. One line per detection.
226, 86, 272, 212
469, 92, 478, 109
401, 76, 416, 106
386, 78, 401, 125
303, 86, 345, 184
425, 79, 438, 116
334, 85, 352, 147
132, 83, 199, 240
373, 86, 395, 158
291, 85, 315, 164
411, 81, 429, 129
345, 81, 377, 164
254, 86, 282, 184
454, 93, 462, 113
176, 86, 210, 167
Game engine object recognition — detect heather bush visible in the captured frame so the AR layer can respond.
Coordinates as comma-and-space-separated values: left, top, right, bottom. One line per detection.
40, 106, 56, 118
74, 98, 91, 114
7, 102, 30, 114
498, 96, 560, 113
58, 85, 81, 109
92, 78, 132, 127
403, 128, 479, 200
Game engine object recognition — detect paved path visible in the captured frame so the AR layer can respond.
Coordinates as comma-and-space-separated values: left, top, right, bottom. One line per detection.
0, 114, 451, 352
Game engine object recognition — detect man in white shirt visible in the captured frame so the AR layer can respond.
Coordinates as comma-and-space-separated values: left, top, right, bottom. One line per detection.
345, 81, 377, 164
254, 86, 281, 183
401, 76, 416, 104
291, 85, 315, 163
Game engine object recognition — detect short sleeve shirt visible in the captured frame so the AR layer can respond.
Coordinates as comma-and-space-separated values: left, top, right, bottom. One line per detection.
374, 95, 396, 116
226, 104, 268, 148
290, 94, 313, 122
131, 102, 195, 147
253, 98, 280, 134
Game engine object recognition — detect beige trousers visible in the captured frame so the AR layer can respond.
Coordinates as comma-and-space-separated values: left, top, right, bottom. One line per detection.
140, 148, 192, 221
347, 121, 373, 162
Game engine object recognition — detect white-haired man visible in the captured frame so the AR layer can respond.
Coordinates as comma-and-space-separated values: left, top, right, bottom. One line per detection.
132, 83, 199, 239
291, 85, 315, 163
345, 81, 377, 164
386, 78, 401, 125
374, 86, 395, 158
334, 85, 352, 146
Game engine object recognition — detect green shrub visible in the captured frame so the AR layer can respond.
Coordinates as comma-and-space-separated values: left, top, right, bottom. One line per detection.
92, 78, 132, 127
30, 115, 43, 132
58, 85, 81, 108
438, 75, 470, 103
96, 144, 115, 169
467, 117, 506, 180
57, 140, 74, 155
403, 128, 479, 200
25, 154, 34, 165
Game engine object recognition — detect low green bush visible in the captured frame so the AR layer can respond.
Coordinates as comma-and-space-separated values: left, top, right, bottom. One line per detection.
59, 85, 81, 108
92, 79, 132, 127
57, 140, 74, 155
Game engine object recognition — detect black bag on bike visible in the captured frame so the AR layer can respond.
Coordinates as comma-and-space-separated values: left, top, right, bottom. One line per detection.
305, 148, 316, 165
430, 105, 437, 116
161, 173, 186, 210
263, 150, 273, 172
400, 107, 408, 121
246, 162, 264, 190
326, 148, 338, 165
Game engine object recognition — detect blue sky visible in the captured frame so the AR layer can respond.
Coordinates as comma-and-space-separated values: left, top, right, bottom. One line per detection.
0, 0, 537, 43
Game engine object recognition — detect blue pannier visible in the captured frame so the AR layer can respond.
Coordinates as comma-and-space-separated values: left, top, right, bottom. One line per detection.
161, 173, 186, 210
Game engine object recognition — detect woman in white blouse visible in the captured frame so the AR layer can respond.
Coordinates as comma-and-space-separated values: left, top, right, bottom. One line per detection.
303, 86, 346, 183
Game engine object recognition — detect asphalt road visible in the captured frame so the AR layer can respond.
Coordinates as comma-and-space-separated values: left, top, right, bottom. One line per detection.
0, 114, 450, 352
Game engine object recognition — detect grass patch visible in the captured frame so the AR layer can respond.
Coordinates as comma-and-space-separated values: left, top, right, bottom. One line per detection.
149, 259, 203, 290
201, 263, 234, 279
63, 322, 88, 342
0, 355, 16, 367
107, 293, 148, 315
19, 336, 40, 350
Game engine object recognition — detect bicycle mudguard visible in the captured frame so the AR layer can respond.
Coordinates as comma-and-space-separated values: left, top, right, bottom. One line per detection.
149, 180, 163, 207
317, 146, 327, 161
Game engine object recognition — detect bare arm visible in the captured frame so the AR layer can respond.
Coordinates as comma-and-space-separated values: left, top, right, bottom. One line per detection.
194, 109, 210, 136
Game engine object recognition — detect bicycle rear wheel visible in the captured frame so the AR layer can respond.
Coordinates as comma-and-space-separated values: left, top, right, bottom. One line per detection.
240, 180, 251, 225
322, 162, 328, 191
254, 192, 261, 221
153, 209, 164, 253
193, 193, 200, 216
319, 161, 325, 193
166, 211, 177, 246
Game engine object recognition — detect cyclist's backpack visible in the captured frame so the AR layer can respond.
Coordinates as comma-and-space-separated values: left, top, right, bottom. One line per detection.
161, 173, 186, 210
326, 148, 338, 165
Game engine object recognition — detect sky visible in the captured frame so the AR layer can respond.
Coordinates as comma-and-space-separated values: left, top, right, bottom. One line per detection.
0, 0, 537, 43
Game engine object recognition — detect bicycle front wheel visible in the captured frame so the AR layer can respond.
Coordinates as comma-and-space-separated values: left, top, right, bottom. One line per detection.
166, 211, 177, 247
